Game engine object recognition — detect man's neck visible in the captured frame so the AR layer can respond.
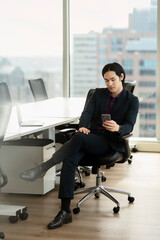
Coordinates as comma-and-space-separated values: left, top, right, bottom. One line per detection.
111, 87, 123, 98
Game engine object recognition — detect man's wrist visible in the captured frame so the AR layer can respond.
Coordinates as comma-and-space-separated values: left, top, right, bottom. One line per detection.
118, 125, 121, 133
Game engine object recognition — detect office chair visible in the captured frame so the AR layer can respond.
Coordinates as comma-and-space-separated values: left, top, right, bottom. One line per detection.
56, 82, 136, 188
0, 82, 12, 240
73, 132, 135, 215
0, 83, 28, 239
28, 78, 48, 101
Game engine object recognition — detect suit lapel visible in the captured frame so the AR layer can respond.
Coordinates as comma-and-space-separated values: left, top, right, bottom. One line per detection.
100, 89, 110, 113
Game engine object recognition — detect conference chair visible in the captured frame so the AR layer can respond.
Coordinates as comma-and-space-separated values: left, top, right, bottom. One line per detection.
28, 78, 48, 101
72, 81, 137, 214
0, 82, 28, 239
56, 81, 136, 188
0, 82, 12, 239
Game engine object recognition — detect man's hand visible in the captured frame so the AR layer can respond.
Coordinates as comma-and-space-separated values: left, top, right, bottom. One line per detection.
76, 127, 90, 135
102, 120, 120, 132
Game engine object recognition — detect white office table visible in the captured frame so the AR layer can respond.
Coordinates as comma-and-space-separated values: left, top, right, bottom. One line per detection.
19, 97, 85, 119
4, 97, 85, 140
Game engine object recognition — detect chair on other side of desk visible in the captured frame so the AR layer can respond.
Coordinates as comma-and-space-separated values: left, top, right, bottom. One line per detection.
0, 82, 28, 240
28, 78, 48, 101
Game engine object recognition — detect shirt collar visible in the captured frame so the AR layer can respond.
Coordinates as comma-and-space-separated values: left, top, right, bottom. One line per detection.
109, 88, 124, 99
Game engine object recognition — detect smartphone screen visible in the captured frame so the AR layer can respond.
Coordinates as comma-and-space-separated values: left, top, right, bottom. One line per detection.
101, 114, 111, 122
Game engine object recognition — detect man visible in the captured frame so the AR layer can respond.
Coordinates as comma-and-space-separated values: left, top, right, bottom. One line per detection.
20, 62, 139, 229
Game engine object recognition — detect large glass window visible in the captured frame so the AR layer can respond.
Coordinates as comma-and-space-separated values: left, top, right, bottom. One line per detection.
0, 0, 62, 104
70, 0, 157, 139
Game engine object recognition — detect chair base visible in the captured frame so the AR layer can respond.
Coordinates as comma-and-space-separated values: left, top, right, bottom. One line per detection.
74, 168, 134, 214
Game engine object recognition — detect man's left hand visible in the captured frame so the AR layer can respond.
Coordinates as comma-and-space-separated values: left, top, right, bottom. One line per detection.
102, 120, 120, 132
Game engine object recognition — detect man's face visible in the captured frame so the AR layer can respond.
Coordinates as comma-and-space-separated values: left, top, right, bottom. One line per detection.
104, 71, 123, 96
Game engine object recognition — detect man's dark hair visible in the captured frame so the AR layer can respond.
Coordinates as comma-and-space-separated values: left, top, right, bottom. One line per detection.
102, 62, 126, 85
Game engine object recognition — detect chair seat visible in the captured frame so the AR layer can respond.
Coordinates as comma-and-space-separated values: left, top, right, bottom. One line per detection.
79, 151, 124, 168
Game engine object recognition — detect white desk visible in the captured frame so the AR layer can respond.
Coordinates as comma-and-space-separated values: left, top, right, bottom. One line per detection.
5, 97, 85, 140
20, 97, 85, 119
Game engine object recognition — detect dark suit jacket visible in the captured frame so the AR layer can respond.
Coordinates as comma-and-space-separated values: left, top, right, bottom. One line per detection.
79, 87, 139, 152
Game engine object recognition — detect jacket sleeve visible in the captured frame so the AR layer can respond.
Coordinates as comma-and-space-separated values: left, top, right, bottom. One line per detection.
119, 95, 139, 136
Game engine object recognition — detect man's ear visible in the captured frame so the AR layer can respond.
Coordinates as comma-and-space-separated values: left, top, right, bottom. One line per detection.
120, 73, 124, 81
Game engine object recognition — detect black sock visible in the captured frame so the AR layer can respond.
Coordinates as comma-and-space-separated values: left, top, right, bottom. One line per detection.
61, 198, 71, 213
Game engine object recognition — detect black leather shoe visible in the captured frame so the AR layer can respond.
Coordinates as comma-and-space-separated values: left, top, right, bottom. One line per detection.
19, 165, 46, 182
47, 210, 72, 229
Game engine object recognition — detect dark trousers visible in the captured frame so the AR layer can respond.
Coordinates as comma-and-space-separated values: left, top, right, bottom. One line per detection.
54, 131, 112, 199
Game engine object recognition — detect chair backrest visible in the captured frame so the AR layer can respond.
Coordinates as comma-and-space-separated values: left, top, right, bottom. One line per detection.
0, 82, 12, 188
28, 78, 48, 101
83, 89, 95, 110
0, 82, 12, 146
84, 82, 136, 110
124, 81, 136, 93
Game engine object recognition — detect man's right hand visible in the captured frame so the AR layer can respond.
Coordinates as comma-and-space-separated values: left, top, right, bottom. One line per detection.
76, 127, 90, 135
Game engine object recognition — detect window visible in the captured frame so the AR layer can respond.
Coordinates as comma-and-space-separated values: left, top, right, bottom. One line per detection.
70, 0, 158, 139
0, 0, 62, 103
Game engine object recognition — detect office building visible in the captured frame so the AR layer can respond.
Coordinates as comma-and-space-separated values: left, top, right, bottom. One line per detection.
72, 5, 157, 138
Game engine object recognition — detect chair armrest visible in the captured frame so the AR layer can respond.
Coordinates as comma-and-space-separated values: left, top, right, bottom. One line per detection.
121, 133, 133, 140
60, 128, 76, 133
121, 133, 132, 159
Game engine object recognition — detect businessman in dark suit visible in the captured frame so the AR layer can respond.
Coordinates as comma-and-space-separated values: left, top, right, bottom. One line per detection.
20, 62, 139, 229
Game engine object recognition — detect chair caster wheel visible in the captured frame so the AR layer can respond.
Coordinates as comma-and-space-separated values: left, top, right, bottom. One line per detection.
101, 176, 106, 182
79, 182, 85, 188
73, 207, 80, 214
95, 193, 100, 198
0, 232, 5, 239
128, 196, 135, 203
9, 216, 18, 223
113, 206, 120, 213
128, 155, 133, 164
85, 171, 90, 176
19, 212, 28, 220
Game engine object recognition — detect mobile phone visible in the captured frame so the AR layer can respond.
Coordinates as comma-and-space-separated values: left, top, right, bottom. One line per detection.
101, 114, 111, 122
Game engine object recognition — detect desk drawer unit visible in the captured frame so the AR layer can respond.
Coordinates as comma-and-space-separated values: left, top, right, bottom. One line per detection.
1, 139, 55, 195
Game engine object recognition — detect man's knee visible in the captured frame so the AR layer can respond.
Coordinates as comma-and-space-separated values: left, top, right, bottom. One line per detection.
72, 131, 87, 142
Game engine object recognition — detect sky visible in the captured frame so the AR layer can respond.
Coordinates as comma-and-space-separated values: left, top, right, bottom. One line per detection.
70, 0, 151, 33
0, 0, 152, 57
